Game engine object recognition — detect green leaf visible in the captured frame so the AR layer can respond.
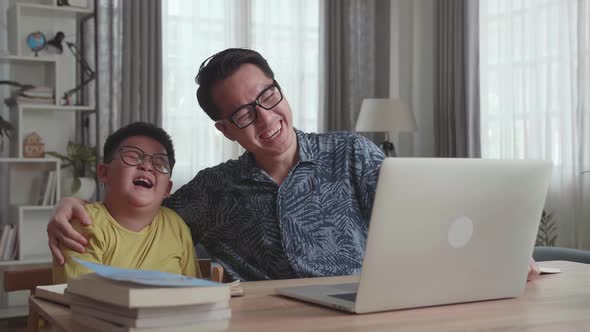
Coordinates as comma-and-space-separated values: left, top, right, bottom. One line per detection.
536, 209, 558, 247
71, 177, 81, 193
49, 141, 97, 177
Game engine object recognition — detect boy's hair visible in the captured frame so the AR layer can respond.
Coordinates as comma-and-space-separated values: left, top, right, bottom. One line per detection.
195, 48, 275, 121
103, 122, 175, 173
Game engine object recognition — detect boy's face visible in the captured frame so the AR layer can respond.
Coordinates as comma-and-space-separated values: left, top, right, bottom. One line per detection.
98, 135, 173, 209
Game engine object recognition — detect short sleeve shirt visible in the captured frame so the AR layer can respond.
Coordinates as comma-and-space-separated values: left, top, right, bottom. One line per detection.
165, 130, 385, 281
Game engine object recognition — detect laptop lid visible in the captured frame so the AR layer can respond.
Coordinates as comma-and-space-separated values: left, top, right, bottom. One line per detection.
354, 158, 552, 313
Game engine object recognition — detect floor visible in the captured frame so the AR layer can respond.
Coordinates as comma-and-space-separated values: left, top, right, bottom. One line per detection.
0, 316, 27, 332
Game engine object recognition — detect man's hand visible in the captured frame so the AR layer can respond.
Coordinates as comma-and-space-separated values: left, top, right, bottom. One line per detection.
47, 197, 92, 265
527, 257, 541, 282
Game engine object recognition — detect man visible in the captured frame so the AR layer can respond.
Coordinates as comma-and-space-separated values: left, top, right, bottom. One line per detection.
50, 48, 384, 281
47, 48, 541, 281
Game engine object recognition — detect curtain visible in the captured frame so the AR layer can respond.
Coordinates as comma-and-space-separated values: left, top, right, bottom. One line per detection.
323, 0, 390, 132
435, 0, 481, 158
94, 0, 123, 159
94, 0, 162, 150
121, 0, 162, 126
0, 1, 10, 159
480, 0, 590, 249
162, 0, 319, 192
93, 0, 161, 198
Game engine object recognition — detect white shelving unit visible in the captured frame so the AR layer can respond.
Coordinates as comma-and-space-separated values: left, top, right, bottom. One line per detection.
0, 0, 96, 318
0, 157, 61, 259
10, 103, 94, 158
0, 54, 58, 62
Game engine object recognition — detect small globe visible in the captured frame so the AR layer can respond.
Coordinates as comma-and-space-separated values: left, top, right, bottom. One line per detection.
26, 31, 47, 54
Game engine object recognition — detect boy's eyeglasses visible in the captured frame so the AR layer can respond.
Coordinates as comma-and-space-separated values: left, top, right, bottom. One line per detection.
116, 146, 172, 174
217, 80, 283, 129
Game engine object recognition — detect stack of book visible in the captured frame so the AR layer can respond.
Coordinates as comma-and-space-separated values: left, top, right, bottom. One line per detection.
65, 273, 231, 332
14, 86, 54, 105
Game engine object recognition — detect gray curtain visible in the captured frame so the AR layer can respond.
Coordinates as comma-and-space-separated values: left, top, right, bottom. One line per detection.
323, 0, 390, 132
91, 0, 161, 198
93, 0, 162, 156
94, 0, 123, 157
121, 0, 162, 126
435, 0, 480, 158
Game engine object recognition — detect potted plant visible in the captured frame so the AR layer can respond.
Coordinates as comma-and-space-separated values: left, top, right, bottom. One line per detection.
47, 141, 97, 200
536, 209, 558, 247
0, 115, 14, 153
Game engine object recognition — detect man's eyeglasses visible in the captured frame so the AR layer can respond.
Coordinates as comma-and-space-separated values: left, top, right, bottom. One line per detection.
114, 146, 172, 174
218, 80, 283, 129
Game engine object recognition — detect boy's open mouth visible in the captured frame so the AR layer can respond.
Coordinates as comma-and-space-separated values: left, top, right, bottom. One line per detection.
133, 177, 153, 189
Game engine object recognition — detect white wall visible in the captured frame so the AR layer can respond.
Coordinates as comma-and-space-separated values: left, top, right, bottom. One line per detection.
390, 0, 436, 157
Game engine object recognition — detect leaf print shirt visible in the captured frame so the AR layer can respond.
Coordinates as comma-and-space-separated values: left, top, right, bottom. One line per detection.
165, 129, 385, 281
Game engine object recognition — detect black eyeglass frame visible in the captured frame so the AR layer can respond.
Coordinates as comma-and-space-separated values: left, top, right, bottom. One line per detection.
111, 145, 173, 175
217, 80, 283, 129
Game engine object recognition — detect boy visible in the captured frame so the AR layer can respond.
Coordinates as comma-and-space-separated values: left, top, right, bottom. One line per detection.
53, 122, 201, 283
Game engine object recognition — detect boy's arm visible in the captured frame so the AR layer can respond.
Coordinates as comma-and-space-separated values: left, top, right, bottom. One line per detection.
52, 220, 104, 283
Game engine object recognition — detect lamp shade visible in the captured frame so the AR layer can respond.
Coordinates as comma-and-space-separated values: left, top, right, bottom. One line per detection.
355, 98, 417, 133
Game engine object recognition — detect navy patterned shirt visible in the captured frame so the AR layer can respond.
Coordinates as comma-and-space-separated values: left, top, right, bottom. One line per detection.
165, 130, 385, 281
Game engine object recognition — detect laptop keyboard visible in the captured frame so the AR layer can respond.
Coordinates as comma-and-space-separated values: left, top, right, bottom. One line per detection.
329, 292, 357, 302
330, 283, 359, 292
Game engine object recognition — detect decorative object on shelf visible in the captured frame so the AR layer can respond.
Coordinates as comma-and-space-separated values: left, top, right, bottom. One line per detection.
47, 31, 95, 105
47, 141, 97, 200
0, 115, 14, 152
355, 98, 418, 157
536, 210, 558, 247
58, 0, 89, 9
47, 31, 66, 53
26, 31, 47, 56
23, 132, 45, 158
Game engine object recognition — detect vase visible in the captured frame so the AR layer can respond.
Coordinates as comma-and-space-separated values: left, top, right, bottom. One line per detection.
63, 176, 96, 201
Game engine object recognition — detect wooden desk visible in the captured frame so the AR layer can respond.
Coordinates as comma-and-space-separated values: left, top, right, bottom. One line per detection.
29, 261, 590, 332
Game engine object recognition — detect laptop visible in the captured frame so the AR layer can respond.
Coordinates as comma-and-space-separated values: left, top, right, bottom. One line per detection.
277, 158, 552, 314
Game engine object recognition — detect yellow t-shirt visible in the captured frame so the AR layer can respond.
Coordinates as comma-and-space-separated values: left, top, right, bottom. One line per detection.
53, 202, 201, 283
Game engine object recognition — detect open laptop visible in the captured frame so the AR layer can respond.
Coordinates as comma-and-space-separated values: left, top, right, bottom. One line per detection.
277, 158, 552, 314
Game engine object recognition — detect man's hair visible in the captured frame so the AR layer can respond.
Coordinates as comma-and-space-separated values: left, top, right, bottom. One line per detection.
195, 48, 275, 121
103, 122, 175, 173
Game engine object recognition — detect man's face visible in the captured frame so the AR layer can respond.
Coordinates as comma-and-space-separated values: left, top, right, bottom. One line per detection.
212, 64, 296, 160
98, 135, 173, 209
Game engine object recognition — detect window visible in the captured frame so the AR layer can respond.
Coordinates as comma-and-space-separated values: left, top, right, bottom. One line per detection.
480, 0, 590, 248
162, 0, 319, 192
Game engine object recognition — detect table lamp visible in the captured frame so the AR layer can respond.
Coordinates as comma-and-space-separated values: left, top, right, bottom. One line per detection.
355, 98, 417, 157
46, 31, 95, 105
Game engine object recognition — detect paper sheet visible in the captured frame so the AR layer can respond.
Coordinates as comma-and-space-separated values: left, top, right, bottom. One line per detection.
539, 266, 561, 274
73, 257, 223, 287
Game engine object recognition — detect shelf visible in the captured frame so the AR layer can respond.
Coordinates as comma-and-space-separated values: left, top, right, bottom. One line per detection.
17, 103, 95, 112
16, 205, 56, 211
0, 54, 58, 63
0, 157, 59, 163
18, 3, 93, 16
0, 258, 51, 267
